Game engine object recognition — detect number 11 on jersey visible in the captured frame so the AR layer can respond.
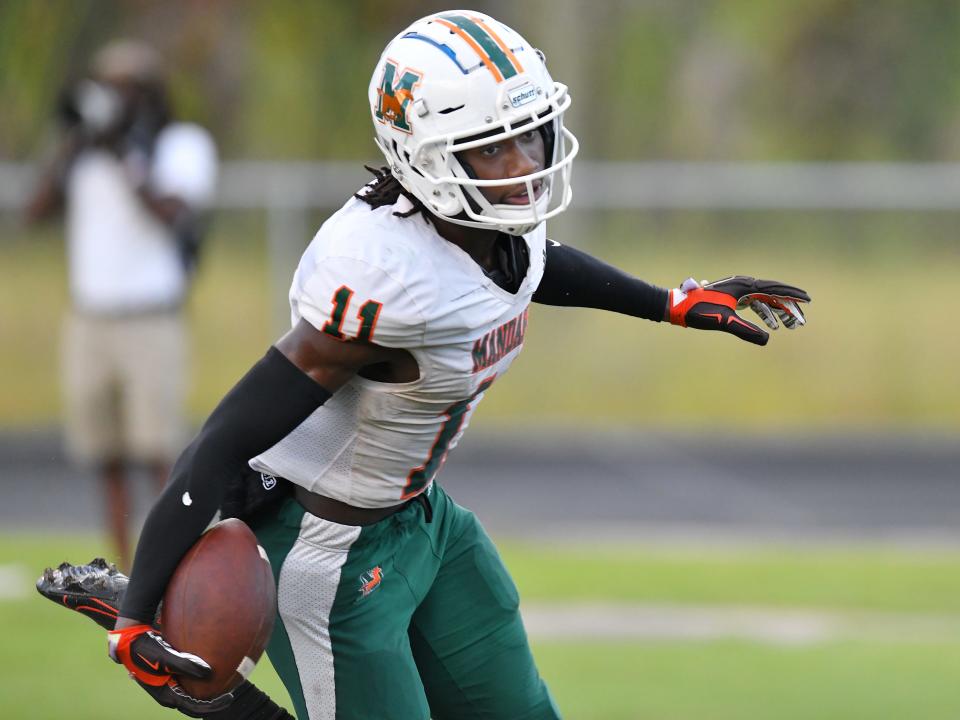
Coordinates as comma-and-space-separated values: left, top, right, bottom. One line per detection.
322, 285, 384, 342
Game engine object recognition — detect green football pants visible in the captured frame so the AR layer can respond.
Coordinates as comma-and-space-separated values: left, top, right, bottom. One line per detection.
251, 484, 560, 720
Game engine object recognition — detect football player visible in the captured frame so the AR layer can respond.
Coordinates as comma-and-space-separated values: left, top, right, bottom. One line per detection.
71, 10, 809, 720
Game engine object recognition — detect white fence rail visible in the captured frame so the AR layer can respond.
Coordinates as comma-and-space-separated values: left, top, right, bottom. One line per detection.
6, 160, 958, 331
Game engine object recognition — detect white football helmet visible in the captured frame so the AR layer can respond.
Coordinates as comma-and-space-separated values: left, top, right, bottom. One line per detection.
368, 10, 579, 235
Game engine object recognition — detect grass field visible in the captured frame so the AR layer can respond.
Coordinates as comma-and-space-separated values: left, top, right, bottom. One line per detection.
4, 533, 960, 719
1, 209, 958, 430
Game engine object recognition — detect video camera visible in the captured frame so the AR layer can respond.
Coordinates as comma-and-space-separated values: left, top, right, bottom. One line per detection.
57, 79, 126, 135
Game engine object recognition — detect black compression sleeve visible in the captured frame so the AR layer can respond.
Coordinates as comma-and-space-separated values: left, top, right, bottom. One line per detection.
532, 240, 669, 322
119, 347, 332, 623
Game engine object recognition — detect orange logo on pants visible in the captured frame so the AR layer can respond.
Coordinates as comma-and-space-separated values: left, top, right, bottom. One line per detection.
359, 566, 383, 597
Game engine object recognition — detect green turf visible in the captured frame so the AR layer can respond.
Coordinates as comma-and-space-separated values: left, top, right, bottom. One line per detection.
535, 640, 960, 720
2, 210, 958, 430
5, 533, 960, 719
501, 542, 960, 613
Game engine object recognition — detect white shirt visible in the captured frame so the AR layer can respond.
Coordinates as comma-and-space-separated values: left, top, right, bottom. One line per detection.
250, 194, 546, 507
66, 123, 217, 313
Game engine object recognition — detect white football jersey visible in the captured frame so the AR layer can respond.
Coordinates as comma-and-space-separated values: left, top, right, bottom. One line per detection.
249, 192, 545, 507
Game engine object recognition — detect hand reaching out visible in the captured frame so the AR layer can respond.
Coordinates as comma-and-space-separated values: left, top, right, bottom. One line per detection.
668, 275, 811, 346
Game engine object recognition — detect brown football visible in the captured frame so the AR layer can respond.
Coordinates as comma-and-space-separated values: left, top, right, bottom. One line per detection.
160, 518, 276, 699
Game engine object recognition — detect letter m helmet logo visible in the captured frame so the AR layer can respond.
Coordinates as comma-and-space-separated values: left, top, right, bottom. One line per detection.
375, 60, 423, 134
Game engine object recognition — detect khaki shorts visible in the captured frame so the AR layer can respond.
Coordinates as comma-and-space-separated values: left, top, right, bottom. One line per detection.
61, 311, 187, 465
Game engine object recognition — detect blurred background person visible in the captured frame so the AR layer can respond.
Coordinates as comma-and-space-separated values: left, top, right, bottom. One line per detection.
25, 39, 218, 570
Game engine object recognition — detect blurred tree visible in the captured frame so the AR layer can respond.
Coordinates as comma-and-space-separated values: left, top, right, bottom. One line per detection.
773, 0, 960, 159
3, 0, 960, 161
0, 0, 88, 159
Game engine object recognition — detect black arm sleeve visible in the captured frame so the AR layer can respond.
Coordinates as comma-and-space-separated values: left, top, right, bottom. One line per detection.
119, 346, 332, 623
532, 240, 669, 322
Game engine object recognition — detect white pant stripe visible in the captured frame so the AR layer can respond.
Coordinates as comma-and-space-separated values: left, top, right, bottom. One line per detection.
277, 512, 362, 720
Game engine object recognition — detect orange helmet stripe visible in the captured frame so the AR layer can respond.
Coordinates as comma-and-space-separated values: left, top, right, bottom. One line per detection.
466, 13, 524, 75
433, 17, 505, 83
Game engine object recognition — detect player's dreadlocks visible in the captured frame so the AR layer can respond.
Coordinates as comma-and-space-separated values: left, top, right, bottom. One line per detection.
355, 165, 433, 224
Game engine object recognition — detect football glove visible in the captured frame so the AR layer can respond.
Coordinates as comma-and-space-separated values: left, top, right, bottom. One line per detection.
37, 559, 234, 717
139, 680, 235, 718
108, 624, 233, 716
668, 275, 810, 346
